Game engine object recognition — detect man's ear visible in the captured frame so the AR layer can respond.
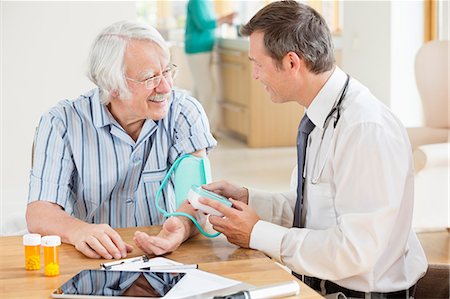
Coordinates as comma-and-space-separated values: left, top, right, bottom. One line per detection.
285, 51, 302, 71
110, 90, 119, 98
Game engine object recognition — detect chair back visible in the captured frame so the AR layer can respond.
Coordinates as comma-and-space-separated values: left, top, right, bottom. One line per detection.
415, 40, 449, 128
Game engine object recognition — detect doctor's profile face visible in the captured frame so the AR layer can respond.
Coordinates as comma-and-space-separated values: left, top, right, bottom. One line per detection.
248, 31, 292, 104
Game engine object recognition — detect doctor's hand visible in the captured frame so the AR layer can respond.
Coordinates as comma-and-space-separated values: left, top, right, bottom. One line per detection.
133, 217, 187, 256
200, 197, 259, 248
203, 180, 249, 205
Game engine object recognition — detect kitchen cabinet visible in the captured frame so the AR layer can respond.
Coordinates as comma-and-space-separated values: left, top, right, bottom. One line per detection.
218, 39, 304, 147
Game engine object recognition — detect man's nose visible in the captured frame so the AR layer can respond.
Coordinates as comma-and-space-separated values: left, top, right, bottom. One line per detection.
155, 76, 172, 93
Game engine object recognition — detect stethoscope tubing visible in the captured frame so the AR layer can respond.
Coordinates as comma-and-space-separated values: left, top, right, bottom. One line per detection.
310, 74, 350, 184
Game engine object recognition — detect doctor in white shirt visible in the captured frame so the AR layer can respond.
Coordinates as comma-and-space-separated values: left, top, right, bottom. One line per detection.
136, 1, 427, 297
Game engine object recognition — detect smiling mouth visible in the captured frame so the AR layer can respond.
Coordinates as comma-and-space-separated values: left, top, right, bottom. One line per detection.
148, 93, 168, 103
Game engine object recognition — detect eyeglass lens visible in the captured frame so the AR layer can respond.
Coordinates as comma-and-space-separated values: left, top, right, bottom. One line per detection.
145, 66, 178, 89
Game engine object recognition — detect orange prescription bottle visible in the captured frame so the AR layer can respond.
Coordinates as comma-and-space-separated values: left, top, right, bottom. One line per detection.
41, 235, 61, 277
23, 233, 41, 270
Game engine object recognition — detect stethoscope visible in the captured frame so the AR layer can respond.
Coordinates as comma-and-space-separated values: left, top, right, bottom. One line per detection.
310, 73, 350, 184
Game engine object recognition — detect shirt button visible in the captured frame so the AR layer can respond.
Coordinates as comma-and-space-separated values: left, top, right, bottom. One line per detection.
133, 157, 141, 163
125, 198, 134, 204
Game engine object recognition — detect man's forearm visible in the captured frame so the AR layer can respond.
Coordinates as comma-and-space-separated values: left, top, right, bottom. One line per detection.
174, 201, 200, 240
26, 201, 86, 245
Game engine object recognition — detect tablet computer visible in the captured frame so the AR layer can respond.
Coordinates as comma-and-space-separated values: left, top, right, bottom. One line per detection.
52, 270, 186, 298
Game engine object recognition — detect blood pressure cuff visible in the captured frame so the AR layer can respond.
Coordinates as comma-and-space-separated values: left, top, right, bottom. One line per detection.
173, 155, 212, 208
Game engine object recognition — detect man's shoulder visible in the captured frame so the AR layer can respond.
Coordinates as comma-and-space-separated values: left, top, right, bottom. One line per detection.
46, 88, 99, 120
344, 81, 393, 123
169, 89, 204, 115
340, 81, 406, 138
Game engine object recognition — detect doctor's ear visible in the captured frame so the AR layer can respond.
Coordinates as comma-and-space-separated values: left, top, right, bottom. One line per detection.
285, 52, 301, 71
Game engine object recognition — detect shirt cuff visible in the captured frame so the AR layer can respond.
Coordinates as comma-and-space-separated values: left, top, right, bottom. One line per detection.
249, 220, 289, 263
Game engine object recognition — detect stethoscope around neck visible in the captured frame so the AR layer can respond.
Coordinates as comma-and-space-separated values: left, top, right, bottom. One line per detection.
310, 73, 350, 184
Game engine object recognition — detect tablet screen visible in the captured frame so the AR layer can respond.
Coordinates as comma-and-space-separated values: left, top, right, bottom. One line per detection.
53, 270, 186, 297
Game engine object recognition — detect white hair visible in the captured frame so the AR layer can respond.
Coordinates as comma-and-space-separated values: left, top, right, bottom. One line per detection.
87, 20, 169, 104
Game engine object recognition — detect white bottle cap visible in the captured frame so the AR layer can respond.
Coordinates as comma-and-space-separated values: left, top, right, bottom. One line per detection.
23, 233, 41, 246
41, 235, 61, 247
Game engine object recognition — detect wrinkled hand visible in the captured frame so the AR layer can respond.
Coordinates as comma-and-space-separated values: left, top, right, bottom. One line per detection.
133, 217, 186, 256
202, 180, 249, 204
200, 197, 259, 248
70, 223, 133, 259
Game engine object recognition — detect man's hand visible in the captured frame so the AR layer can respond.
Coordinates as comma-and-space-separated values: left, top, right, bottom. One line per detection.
200, 197, 260, 248
133, 217, 187, 256
202, 180, 249, 204
26, 201, 133, 259
70, 223, 133, 259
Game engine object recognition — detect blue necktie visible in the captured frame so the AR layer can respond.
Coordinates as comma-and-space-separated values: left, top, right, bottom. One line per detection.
293, 114, 315, 228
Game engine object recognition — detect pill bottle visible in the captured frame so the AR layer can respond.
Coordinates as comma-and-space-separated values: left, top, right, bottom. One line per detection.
41, 235, 61, 277
23, 233, 41, 270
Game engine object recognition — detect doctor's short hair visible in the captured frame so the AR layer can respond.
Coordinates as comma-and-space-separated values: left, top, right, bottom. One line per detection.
240, 0, 334, 74
87, 20, 169, 104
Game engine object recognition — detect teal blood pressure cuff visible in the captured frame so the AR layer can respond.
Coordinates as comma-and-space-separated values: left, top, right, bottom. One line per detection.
173, 155, 212, 208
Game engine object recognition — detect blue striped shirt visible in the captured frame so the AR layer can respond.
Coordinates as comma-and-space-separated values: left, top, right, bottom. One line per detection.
28, 88, 216, 228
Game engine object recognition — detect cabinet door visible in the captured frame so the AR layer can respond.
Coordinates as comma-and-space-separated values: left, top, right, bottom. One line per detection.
222, 102, 249, 136
219, 50, 250, 107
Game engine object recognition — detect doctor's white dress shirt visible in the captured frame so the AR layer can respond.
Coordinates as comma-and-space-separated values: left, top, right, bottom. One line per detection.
248, 67, 427, 292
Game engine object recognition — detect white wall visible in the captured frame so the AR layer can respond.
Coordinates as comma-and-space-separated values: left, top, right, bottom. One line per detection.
342, 1, 392, 107
390, 0, 424, 127
439, 0, 449, 40
342, 0, 423, 127
1, 1, 136, 235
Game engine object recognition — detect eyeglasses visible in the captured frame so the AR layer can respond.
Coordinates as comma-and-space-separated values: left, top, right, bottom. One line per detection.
126, 63, 178, 89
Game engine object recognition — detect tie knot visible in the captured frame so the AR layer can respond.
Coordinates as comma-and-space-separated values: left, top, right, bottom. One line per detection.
299, 114, 315, 134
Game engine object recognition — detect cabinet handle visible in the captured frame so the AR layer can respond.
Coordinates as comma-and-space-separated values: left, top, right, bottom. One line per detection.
221, 102, 246, 112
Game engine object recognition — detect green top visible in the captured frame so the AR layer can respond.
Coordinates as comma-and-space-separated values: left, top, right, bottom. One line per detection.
185, 0, 217, 54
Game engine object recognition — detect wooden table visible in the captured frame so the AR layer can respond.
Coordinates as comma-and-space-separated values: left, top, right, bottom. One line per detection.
0, 226, 323, 299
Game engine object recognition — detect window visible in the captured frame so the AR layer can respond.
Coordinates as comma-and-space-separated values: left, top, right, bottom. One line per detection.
424, 0, 438, 41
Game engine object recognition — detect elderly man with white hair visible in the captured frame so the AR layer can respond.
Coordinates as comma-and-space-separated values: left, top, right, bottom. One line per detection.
26, 20, 216, 259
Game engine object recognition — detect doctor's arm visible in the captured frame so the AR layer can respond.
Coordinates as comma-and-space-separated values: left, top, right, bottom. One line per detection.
203, 180, 295, 226
201, 182, 296, 247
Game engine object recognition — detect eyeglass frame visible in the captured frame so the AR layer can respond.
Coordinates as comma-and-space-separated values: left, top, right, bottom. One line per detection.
125, 63, 178, 89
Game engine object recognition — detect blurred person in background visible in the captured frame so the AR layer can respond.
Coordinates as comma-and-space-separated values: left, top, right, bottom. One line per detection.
185, 0, 236, 135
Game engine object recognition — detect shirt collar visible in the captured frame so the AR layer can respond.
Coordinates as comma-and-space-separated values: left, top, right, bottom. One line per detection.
91, 88, 115, 128
306, 66, 348, 131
